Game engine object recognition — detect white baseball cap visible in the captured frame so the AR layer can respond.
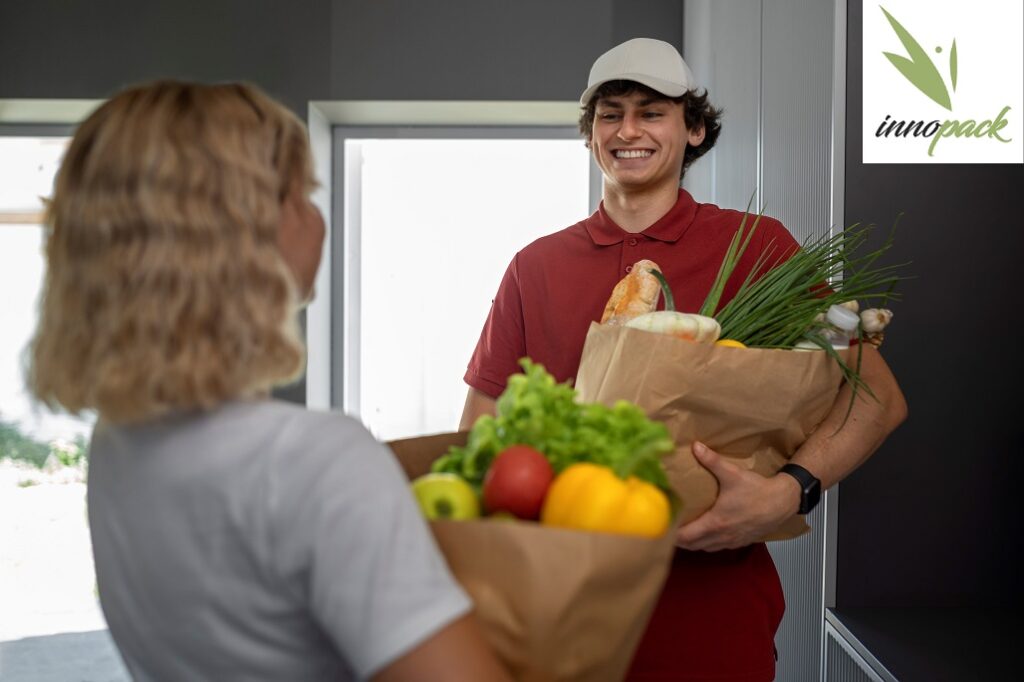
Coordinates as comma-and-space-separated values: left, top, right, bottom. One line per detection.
579, 38, 697, 106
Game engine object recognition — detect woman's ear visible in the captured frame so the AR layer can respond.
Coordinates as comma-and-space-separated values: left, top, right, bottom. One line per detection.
277, 190, 326, 304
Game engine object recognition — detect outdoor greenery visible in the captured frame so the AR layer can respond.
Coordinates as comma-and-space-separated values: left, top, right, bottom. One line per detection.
0, 416, 88, 469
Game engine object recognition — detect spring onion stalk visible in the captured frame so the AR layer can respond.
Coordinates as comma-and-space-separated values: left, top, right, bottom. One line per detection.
715, 223, 904, 347
702, 217, 906, 416
698, 210, 764, 317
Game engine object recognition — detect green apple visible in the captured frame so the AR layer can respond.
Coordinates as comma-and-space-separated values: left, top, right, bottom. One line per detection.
410, 473, 480, 520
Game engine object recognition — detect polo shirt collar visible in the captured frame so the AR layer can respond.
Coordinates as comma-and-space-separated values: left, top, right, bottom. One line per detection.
583, 189, 699, 246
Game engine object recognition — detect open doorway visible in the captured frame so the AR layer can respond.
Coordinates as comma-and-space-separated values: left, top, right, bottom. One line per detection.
333, 128, 596, 440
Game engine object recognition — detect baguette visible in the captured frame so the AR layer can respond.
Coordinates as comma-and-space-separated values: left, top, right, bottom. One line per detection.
601, 259, 662, 325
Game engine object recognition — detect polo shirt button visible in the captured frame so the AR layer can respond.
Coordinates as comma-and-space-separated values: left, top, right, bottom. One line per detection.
625, 265, 632, 273
628, 238, 638, 246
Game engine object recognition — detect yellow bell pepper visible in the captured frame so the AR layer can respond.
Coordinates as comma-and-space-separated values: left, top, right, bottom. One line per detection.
540, 463, 671, 538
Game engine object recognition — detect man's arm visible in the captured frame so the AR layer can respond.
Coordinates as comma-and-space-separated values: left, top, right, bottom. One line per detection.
676, 346, 907, 551
786, 345, 907, 489
372, 613, 511, 682
459, 387, 497, 431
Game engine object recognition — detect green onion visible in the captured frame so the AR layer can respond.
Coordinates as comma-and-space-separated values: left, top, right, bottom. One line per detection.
704, 216, 907, 420
648, 268, 676, 312
698, 209, 763, 317
715, 222, 905, 348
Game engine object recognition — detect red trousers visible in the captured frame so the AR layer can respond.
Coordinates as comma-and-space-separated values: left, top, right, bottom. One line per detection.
626, 543, 785, 681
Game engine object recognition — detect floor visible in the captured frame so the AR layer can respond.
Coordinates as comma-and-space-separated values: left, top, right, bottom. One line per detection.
1, 461, 128, 681
0, 630, 128, 682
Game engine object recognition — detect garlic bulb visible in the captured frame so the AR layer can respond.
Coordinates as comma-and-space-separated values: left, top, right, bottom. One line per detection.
860, 308, 893, 333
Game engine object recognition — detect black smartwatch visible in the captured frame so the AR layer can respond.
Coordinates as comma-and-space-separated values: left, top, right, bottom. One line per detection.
779, 463, 821, 515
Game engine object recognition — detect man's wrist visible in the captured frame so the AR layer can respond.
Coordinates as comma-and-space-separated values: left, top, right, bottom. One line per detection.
773, 471, 803, 517
778, 463, 822, 514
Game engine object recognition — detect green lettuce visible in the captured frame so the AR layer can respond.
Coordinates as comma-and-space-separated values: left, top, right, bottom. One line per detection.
432, 359, 674, 490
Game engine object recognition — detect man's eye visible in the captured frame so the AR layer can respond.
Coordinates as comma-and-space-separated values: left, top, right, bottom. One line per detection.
643, 111, 664, 119
599, 113, 621, 121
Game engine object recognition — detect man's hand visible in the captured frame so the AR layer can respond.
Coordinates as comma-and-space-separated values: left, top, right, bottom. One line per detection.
675, 442, 802, 552
676, 347, 907, 552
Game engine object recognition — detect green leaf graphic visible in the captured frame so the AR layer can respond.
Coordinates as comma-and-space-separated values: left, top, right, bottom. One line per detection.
950, 39, 958, 92
880, 6, 952, 110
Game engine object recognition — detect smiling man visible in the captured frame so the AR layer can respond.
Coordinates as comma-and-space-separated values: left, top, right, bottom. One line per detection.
461, 38, 906, 681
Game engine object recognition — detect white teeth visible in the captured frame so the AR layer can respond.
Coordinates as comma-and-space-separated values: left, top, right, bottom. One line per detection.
614, 149, 653, 159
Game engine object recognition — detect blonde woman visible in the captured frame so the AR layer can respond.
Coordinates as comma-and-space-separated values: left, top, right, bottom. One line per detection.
29, 81, 508, 682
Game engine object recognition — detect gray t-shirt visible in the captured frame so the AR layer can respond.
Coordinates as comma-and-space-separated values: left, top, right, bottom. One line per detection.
87, 400, 470, 681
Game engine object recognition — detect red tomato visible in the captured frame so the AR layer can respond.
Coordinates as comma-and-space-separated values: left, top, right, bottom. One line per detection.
482, 445, 555, 520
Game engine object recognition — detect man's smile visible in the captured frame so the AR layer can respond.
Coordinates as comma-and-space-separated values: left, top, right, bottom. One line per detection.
613, 149, 655, 159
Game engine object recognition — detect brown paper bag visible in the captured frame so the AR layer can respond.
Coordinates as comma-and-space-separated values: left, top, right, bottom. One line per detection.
388, 431, 677, 682
574, 323, 845, 541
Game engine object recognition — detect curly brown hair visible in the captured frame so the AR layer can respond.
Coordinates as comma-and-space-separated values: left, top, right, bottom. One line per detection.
29, 80, 314, 423
578, 80, 723, 179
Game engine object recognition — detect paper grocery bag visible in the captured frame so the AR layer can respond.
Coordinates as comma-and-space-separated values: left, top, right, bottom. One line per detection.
388, 431, 677, 682
575, 323, 845, 541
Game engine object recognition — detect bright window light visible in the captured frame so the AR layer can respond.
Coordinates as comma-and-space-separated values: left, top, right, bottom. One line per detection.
344, 137, 591, 441
1, 136, 106, 644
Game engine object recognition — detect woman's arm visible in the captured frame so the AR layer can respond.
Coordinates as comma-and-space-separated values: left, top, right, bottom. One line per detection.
372, 613, 511, 682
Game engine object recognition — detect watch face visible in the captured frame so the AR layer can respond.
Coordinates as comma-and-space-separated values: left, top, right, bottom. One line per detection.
782, 463, 821, 514
804, 479, 821, 514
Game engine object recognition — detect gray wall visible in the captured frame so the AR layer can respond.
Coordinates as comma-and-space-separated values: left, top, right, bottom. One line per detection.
330, 0, 681, 101
838, 0, 1024, 609
1, 0, 682, 110
0, 0, 332, 115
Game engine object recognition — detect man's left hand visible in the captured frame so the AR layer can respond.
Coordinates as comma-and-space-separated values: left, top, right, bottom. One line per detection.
675, 441, 802, 551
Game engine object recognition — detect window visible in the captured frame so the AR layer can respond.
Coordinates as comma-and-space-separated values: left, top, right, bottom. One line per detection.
0, 133, 103, 643
334, 128, 596, 441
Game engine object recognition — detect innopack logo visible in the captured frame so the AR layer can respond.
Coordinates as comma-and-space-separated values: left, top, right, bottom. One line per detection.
863, 0, 1023, 164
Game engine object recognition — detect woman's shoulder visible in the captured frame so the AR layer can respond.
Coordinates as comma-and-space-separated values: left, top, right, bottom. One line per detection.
213, 401, 410, 515
235, 400, 364, 432
227, 400, 386, 461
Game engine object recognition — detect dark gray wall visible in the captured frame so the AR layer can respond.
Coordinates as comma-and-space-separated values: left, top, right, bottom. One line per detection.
330, 0, 681, 101
838, 1, 1024, 609
0, 0, 333, 115
1, 0, 682, 109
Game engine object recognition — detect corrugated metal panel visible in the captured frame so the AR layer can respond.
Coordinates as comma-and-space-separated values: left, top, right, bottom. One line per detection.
825, 623, 886, 682
761, 0, 836, 245
682, 1, 762, 210
768, 504, 827, 681
826, 635, 874, 682
684, 1, 840, 681
763, 1, 837, 679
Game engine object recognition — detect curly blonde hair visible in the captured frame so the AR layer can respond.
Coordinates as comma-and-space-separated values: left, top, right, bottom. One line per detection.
29, 80, 315, 423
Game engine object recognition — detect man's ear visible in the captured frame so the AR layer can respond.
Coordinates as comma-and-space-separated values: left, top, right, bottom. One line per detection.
687, 123, 706, 148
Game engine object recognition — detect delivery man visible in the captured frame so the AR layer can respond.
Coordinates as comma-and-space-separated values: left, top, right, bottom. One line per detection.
460, 38, 907, 680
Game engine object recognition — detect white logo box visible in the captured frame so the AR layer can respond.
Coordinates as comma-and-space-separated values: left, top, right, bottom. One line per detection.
862, 0, 1023, 164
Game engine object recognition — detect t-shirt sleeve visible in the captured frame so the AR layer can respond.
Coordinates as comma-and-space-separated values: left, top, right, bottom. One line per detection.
464, 253, 527, 398
270, 415, 472, 679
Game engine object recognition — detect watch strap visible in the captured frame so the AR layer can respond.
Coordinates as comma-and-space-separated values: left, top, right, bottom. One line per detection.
779, 463, 821, 514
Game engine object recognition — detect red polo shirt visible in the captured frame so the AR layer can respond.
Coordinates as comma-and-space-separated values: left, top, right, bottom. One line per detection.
466, 189, 801, 681
466, 188, 797, 394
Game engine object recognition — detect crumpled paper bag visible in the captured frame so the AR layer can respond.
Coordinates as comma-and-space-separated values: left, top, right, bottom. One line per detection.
574, 323, 845, 541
